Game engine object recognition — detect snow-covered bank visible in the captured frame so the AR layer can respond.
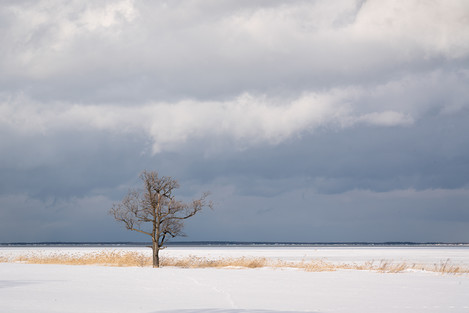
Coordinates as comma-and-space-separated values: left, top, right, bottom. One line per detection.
1, 246, 469, 312
2, 246, 469, 267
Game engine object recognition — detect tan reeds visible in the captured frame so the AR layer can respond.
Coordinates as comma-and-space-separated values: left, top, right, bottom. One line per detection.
1, 251, 468, 274
341, 259, 469, 275
433, 258, 464, 275
13, 251, 151, 267
160, 256, 269, 269
374, 260, 409, 273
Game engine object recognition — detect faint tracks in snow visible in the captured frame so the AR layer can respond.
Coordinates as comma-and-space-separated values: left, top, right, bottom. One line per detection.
187, 276, 237, 309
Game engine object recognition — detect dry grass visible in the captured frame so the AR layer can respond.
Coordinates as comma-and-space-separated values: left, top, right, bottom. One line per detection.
161, 256, 269, 269
12, 251, 152, 267
379, 261, 410, 273
344, 259, 469, 275
1, 251, 468, 275
433, 258, 465, 275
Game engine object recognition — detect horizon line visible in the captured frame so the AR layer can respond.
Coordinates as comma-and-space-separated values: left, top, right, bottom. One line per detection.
1, 240, 469, 246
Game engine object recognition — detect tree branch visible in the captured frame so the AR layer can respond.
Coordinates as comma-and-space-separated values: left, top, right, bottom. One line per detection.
129, 228, 152, 237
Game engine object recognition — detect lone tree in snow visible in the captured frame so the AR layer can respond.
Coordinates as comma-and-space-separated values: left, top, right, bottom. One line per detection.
110, 170, 212, 268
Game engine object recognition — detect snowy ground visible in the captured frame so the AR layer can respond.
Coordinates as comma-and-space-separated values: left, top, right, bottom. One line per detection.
1, 246, 469, 313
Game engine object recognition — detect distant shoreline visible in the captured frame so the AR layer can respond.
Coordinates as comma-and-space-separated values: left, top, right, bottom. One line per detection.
1, 241, 469, 247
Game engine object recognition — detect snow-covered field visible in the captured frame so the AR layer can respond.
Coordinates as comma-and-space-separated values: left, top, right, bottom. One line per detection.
1, 246, 469, 313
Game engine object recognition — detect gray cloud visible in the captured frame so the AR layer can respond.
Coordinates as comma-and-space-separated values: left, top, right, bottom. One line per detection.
2, 0, 468, 101
1, 0, 469, 242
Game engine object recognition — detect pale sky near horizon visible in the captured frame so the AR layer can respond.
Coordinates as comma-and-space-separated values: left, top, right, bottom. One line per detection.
1, 0, 469, 243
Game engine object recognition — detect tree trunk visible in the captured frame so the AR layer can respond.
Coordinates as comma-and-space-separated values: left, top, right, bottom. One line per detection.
152, 240, 160, 268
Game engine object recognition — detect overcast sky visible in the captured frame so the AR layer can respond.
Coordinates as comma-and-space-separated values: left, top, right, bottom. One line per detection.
1, 0, 469, 243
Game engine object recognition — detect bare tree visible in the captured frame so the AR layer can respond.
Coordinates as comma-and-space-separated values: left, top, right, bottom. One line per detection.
110, 170, 212, 268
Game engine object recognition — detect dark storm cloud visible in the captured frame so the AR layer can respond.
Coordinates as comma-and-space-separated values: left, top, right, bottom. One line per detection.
1, 0, 469, 242
174, 105, 469, 195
